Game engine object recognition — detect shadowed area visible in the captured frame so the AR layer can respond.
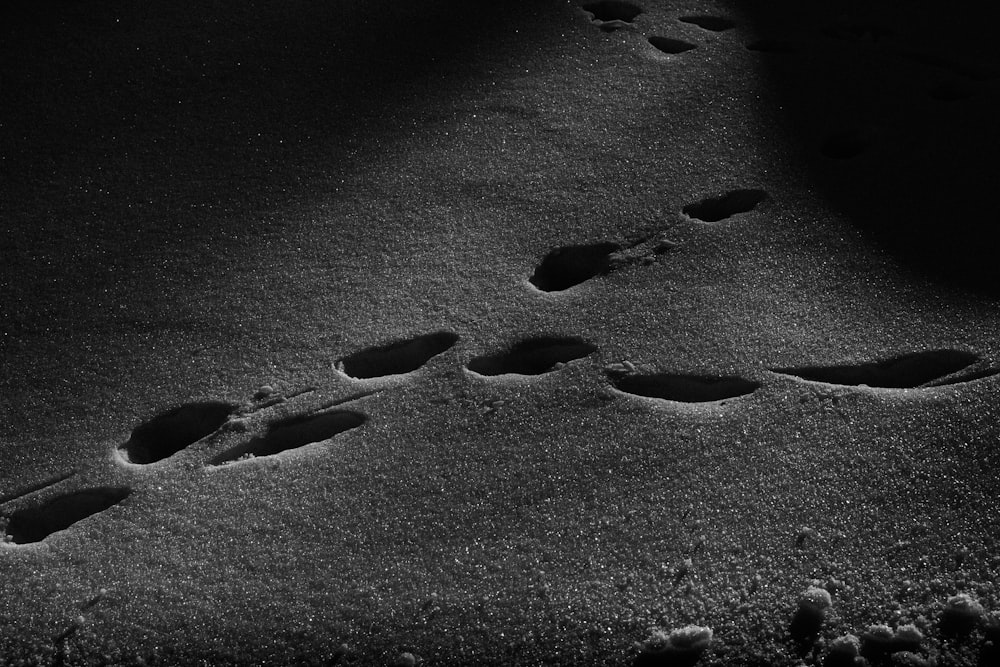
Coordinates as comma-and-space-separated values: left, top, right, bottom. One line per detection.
745, 38, 801, 54
772, 349, 983, 388
467, 337, 597, 376
120, 402, 237, 464
737, 2, 1000, 296
612, 373, 760, 403
4, 487, 131, 544
209, 410, 366, 465
529, 243, 621, 292
338, 332, 459, 379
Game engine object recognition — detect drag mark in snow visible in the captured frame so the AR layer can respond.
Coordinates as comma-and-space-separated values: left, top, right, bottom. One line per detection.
337, 331, 459, 379
772, 349, 997, 388
610, 372, 760, 403
119, 402, 237, 464
682, 189, 767, 222
3, 487, 131, 544
208, 410, 366, 466
467, 337, 598, 376
0, 470, 77, 507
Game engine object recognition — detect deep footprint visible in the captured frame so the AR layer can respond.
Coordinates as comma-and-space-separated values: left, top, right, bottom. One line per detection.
529, 243, 621, 292
4, 487, 131, 544
612, 373, 760, 403
338, 331, 459, 379
772, 349, 990, 388
649, 36, 698, 54
679, 15, 735, 31
682, 189, 767, 222
120, 402, 237, 464
209, 410, 366, 465
582, 0, 643, 23
467, 337, 597, 376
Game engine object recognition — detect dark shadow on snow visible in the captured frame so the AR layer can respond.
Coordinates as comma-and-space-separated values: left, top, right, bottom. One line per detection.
736, 2, 1000, 297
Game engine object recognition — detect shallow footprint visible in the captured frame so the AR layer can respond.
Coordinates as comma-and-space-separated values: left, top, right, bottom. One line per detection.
119, 402, 237, 464
467, 337, 597, 376
209, 410, 366, 466
772, 349, 995, 388
338, 331, 459, 379
648, 36, 698, 54
682, 189, 767, 222
611, 373, 760, 403
3, 487, 131, 545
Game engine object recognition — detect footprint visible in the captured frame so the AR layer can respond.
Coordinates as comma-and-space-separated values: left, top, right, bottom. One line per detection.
529, 243, 621, 292
610, 373, 760, 403
648, 36, 698, 55
467, 337, 597, 376
3, 487, 131, 545
820, 127, 875, 160
682, 189, 767, 222
582, 0, 643, 23
208, 410, 367, 466
337, 331, 459, 379
772, 349, 996, 388
529, 238, 676, 292
678, 15, 735, 32
119, 402, 237, 464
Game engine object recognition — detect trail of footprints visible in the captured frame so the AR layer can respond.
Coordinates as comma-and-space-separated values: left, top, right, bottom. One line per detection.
2, 327, 996, 545
1, 0, 998, 638
581, 0, 997, 159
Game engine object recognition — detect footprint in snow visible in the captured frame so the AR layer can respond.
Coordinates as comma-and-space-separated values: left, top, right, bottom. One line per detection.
771, 349, 998, 388
336, 331, 459, 379
467, 337, 597, 376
